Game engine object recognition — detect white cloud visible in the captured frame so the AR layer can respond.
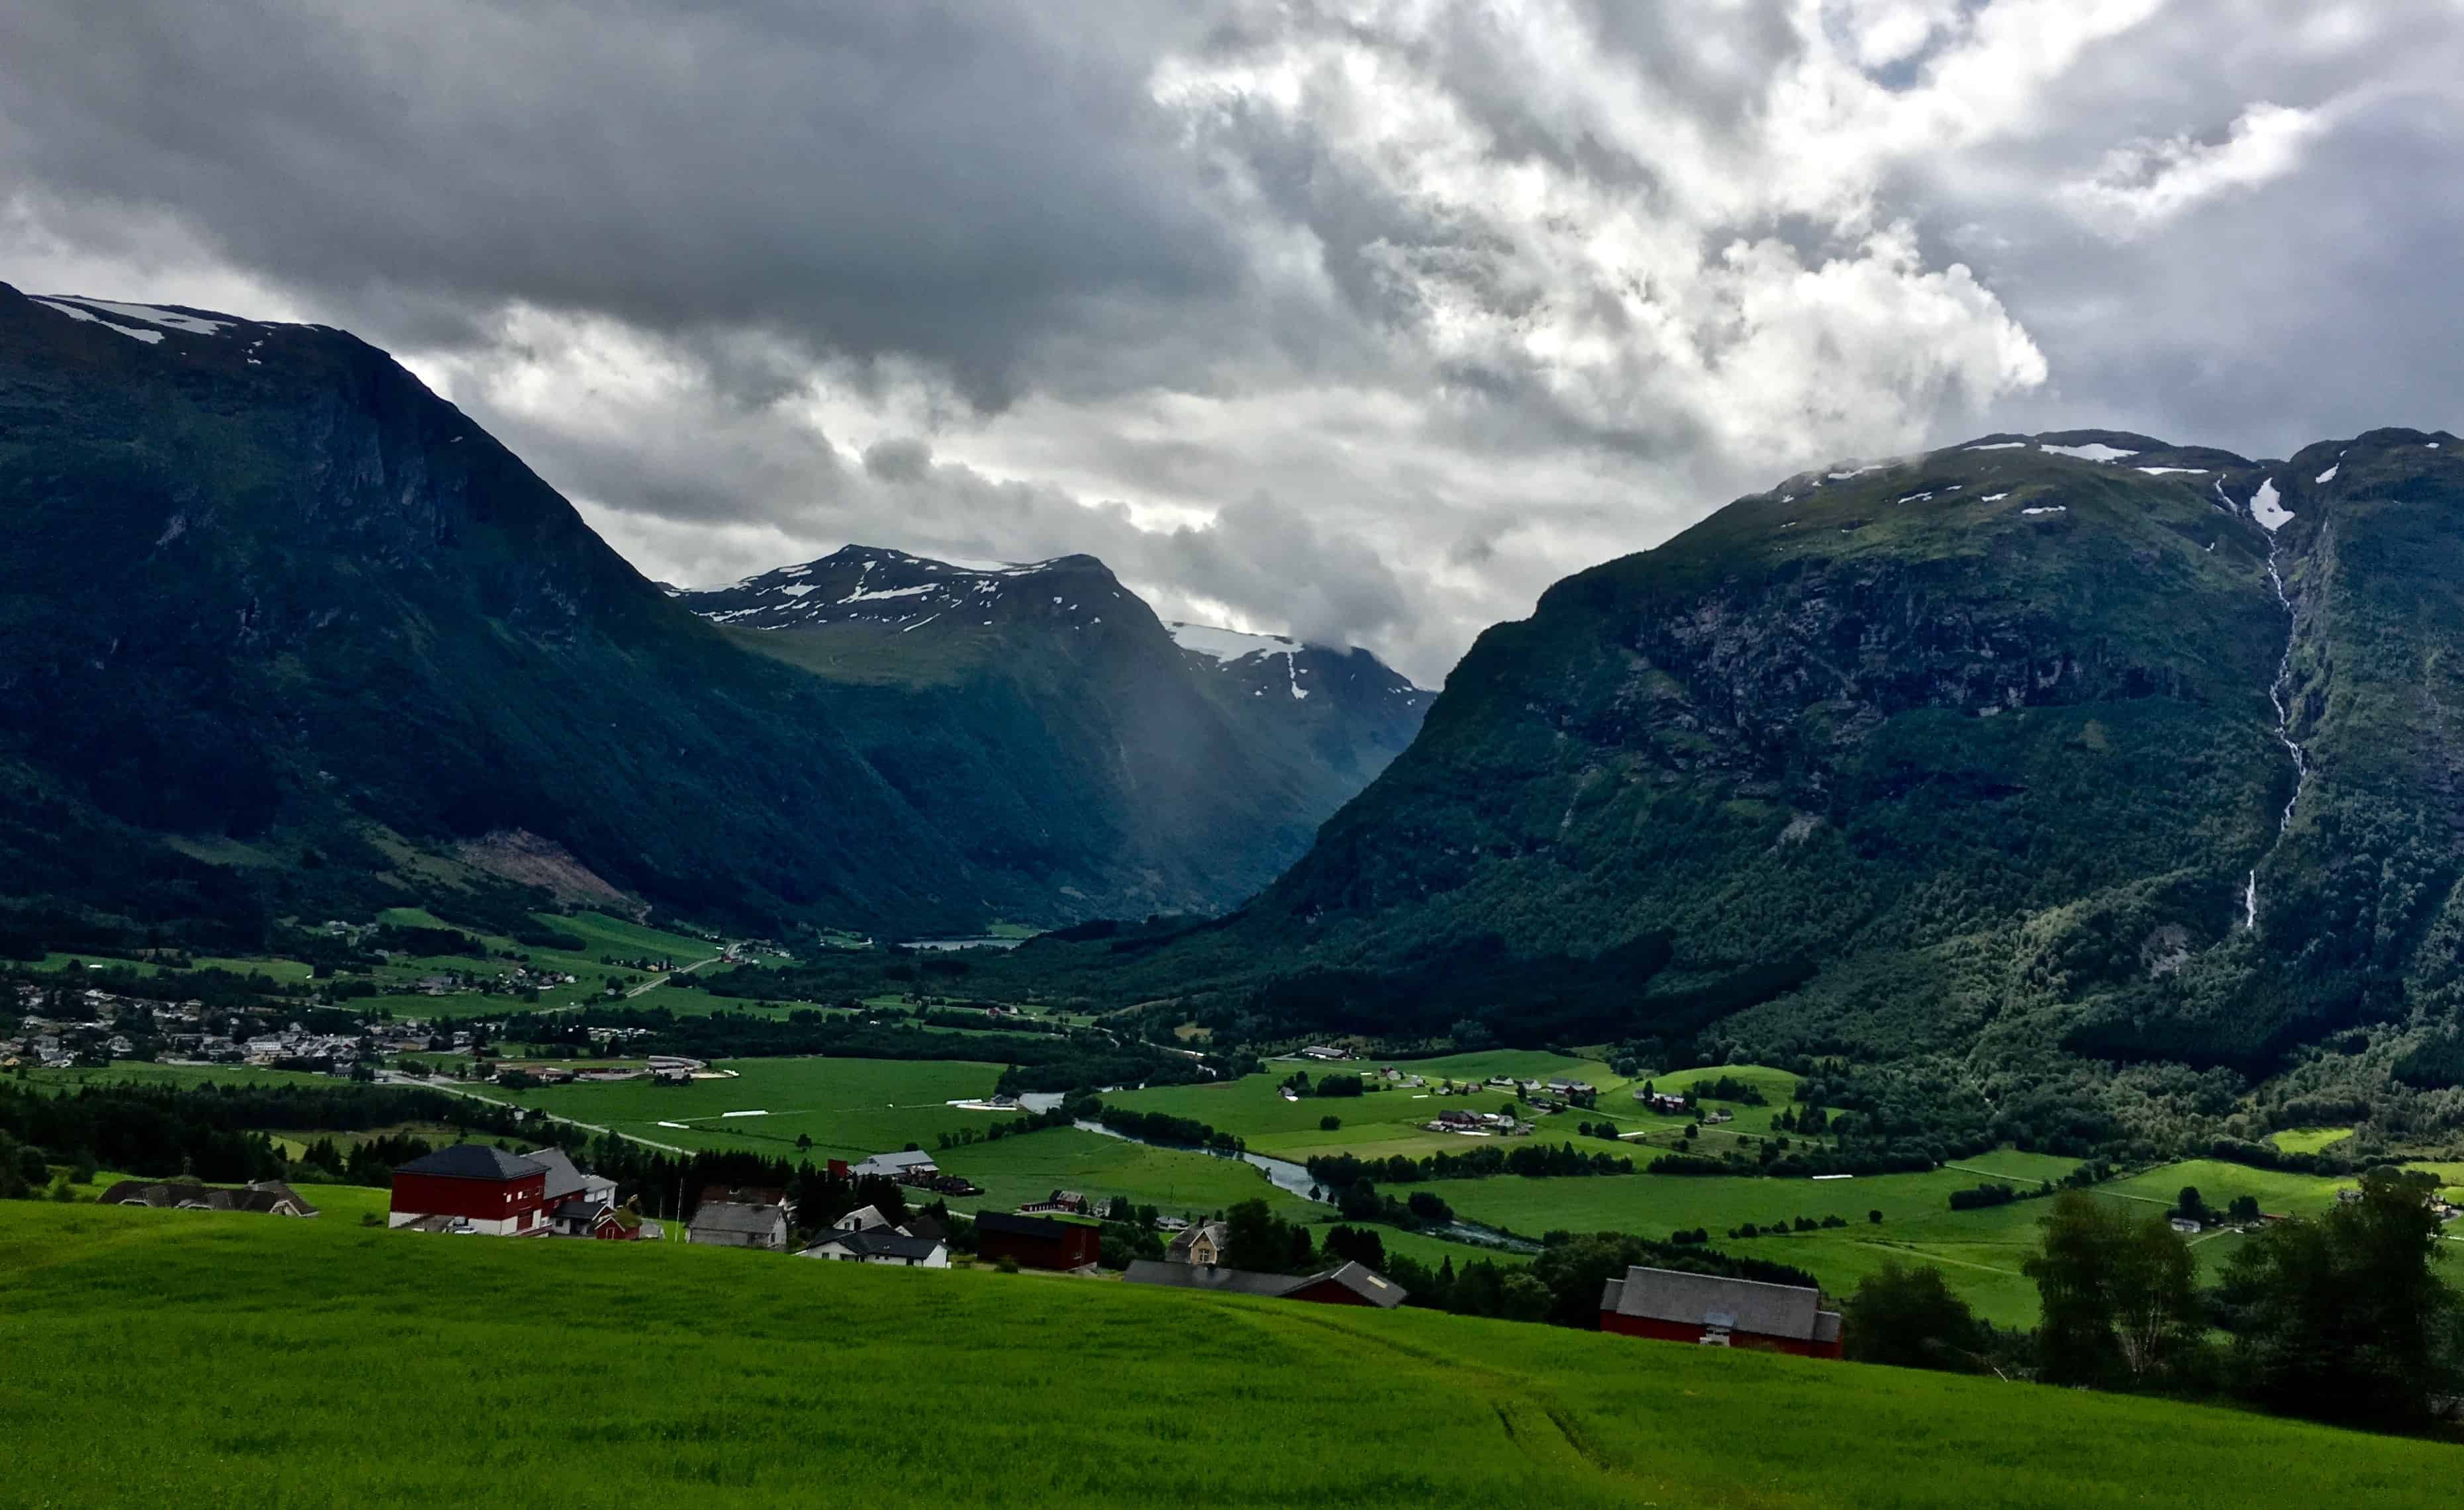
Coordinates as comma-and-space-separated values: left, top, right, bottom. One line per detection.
2061, 101, 2333, 236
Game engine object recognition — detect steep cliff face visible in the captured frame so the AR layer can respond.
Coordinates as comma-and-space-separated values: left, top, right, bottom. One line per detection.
1232, 428, 2464, 1078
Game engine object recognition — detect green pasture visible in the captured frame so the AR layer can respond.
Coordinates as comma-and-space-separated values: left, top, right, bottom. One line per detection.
476, 1055, 1004, 1159
2, 1203, 2452, 1509
936, 1127, 1318, 1223
2264, 1126, 2356, 1155
1107, 1059, 1810, 1165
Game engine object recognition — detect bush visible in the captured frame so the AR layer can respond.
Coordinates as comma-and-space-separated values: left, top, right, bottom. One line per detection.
995, 1256, 1020, 1274
1319, 1115, 1342, 1131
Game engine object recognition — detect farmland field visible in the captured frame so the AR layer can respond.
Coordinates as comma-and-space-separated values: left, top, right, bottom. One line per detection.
1104, 1058, 1804, 1164
470, 1055, 1005, 1159
2, 1202, 2453, 1509
936, 1127, 1319, 1222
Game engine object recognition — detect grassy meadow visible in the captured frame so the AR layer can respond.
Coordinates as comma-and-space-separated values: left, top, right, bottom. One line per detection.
473, 1055, 1005, 1158
3, 1202, 2454, 1509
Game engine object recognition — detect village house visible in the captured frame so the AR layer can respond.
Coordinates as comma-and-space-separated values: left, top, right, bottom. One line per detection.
1123, 1260, 1407, 1309
797, 1229, 950, 1267
1599, 1266, 1844, 1359
973, 1210, 1102, 1271
687, 1187, 791, 1250
389, 1145, 552, 1235
528, 1148, 632, 1238
1166, 1220, 1228, 1265
100, 1178, 320, 1218
1019, 1189, 1091, 1215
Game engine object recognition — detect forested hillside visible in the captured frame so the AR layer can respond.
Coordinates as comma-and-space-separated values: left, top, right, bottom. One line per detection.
1212, 430, 2464, 1098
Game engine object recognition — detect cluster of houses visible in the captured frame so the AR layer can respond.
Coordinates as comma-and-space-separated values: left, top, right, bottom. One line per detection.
1424, 1109, 1531, 1137
1, 980, 460, 1076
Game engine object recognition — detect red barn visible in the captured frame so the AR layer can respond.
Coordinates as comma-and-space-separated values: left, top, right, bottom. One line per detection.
388, 1144, 551, 1236
974, 1210, 1101, 1270
1599, 1266, 1843, 1359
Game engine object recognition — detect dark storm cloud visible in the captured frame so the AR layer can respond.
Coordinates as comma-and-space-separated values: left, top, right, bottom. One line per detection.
0, 0, 1240, 404
7, 0, 2463, 686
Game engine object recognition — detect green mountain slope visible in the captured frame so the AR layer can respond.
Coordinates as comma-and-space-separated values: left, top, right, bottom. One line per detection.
1187, 430, 2464, 1089
677, 547, 1428, 915
0, 287, 1417, 946
6, 1203, 2449, 1508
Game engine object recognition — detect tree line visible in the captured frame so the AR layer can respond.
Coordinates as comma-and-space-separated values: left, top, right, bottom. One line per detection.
1847, 1174, 2463, 1435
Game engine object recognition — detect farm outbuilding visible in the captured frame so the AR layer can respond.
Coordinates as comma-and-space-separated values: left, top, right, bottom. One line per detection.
1599, 1266, 1843, 1358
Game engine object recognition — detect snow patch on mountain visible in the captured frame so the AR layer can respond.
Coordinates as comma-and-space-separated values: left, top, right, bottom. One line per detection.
1168, 622, 1301, 664
2249, 479, 2293, 532
2042, 443, 2138, 463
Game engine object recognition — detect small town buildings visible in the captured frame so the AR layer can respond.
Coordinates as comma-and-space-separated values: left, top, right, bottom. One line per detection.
1637, 1091, 1692, 1114
389, 1145, 550, 1235
1300, 1045, 1352, 1062
974, 1210, 1102, 1271
1599, 1266, 1843, 1358
2168, 1215, 2202, 1235
797, 1229, 950, 1267
834, 1203, 899, 1233
1122, 1260, 1407, 1309
99, 1179, 320, 1217
845, 1149, 940, 1184
1165, 1221, 1228, 1266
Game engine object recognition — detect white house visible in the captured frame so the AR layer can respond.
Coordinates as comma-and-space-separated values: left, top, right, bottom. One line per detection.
796, 1229, 950, 1268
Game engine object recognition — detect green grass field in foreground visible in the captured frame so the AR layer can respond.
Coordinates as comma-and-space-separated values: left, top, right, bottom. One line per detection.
1, 1203, 2451, 1509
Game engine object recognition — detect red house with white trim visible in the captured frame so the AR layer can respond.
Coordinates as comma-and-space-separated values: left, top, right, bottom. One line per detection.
388, 1144, 551, 1236
1599, 1266, 1844, 1359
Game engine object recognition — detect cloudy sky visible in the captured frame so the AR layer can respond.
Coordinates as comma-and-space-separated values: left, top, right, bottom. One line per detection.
5, 1, 2460, 683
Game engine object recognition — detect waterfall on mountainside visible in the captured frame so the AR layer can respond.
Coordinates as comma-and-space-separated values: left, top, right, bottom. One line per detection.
2245, 479, 2308, 931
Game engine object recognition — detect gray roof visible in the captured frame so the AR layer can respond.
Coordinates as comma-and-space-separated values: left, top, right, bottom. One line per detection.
1604, 1265, 1840, 1343
98, 1178, 319, 1216
689, 1200, 787, 1237
1123, 1260, 1303, 1298
800, 1229, 945, 1262
1164, 1221, 1225, 1260
851, 1149, 937, 1174
1291, 1260, 1408, 1309
398, 1144, 548, 1182
528, 1148, 589, 1202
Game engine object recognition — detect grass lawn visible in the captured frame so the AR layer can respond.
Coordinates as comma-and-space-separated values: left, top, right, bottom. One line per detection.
2265, 1126, 2357, 1155
475, 1055, 1005, 1159
938, 1127, 1318, 1223
3, 1202, 2453, 1509
1110, 1059, 1811, 1166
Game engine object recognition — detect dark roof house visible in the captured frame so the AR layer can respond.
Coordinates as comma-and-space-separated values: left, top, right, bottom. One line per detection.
399, 1144, 549, 1181
1600, 1266, 1844, 1358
